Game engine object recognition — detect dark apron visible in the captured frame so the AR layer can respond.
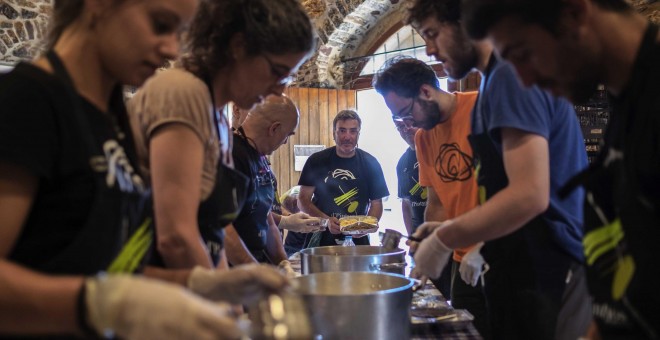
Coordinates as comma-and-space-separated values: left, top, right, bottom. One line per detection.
37, 51, 153, 275
316, 150, 371, 246
149, 78, 248, 267
233, 129, 276, 263
467, 54, 571, 339
562, 24, 660, 339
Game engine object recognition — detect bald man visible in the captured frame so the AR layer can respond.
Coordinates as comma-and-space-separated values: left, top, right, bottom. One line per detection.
225, 95, 319, 266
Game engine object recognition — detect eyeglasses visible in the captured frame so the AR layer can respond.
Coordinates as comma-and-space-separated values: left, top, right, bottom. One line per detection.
263, 54, 295, 86
391, 97, 416, 122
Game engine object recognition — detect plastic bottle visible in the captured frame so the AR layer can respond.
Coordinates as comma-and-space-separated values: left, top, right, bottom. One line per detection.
342, 235, 355, 247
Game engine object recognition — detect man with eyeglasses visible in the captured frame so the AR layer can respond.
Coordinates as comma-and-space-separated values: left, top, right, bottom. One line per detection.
298, 110, 389, 247
403, 0, 592, 339
373, 56, 489, 338
225, 95, 306, 266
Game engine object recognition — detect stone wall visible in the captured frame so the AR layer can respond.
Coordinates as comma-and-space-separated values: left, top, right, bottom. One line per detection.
1, 0, 658, 88
0, 0, 51, 64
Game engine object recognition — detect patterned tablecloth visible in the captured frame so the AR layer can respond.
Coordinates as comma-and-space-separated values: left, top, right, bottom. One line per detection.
288, 252, 482, 340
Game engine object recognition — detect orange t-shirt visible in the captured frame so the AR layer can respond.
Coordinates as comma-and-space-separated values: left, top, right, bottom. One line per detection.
415, 92, 478, 262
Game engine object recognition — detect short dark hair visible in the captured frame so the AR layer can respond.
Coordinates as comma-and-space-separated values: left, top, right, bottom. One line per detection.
462, 0, 632, 40
406, 0, 462, 28
333, 110, 362, 131
372, 56, 440, 98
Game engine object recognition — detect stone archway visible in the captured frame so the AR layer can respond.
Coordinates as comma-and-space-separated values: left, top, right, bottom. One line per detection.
298, 0, 406, 88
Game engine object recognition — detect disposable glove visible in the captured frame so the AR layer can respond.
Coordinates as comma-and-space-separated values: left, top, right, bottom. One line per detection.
410, 230, 453, 280
277, 212, 322, 233
187, 264, 288, 305
409, 221, 446, 255
459, 242, 488, 287
84, 274, 240, 340
278, 260, 297, 279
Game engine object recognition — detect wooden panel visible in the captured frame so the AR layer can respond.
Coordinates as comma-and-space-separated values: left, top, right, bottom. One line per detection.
319, 89, 329, 148
273, 87, 357, 193
327, 89, 338, 149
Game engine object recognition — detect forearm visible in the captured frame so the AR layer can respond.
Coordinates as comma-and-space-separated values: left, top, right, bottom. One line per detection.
0, 260, 82, 336
437, 185, 547, 249
142, 266, 190, 286
157, 227, 213, 269
265, 216, 287, 264
224, 225, 258, 265
367, 199, 383, 220
401, 199, 413, 235
271, 212, 283, 226
298, 200, 330, 219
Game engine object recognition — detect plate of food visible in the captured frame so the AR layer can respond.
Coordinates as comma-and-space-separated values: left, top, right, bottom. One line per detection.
339, 215, 379, 235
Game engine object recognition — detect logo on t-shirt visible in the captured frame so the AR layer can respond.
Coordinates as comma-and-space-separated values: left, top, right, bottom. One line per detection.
90, 139, 145, 193
435, 143, 474, 182
325, 168, 360, 213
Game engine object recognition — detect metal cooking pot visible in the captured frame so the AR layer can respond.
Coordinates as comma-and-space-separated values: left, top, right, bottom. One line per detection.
300, 246, 406, 275
292, 271, 413, 340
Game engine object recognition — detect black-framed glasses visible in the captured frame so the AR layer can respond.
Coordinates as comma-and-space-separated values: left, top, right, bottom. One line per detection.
263, 54, 295, 86
391, 97, 416, 122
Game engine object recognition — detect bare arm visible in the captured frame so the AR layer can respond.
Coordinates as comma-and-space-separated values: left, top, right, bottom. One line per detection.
265, 213, 287, 264
297, 185, 329, 218
401, 198, 414, 236
367, 199, 384, 220
149, 124, 213, 269
298, 185, 340, 233
436, 128, 550, 248
424, 186, 446, 222
0, 163, 82, 335
224, 224, 258, 265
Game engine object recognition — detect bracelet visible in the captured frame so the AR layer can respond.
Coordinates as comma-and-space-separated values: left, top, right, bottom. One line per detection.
76, 281, 98, 338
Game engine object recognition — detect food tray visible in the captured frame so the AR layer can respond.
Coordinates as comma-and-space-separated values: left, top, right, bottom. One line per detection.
338, 215, 379, 235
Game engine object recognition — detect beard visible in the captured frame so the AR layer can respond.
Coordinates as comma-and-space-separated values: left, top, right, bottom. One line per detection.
446, 29, 479, 81
416, 100, 443, 130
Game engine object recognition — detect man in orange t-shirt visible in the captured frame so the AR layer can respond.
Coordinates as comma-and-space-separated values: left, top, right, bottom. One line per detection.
373, 57, 489, 338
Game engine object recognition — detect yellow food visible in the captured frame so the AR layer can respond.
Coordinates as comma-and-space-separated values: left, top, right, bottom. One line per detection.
339, 216, 378, 231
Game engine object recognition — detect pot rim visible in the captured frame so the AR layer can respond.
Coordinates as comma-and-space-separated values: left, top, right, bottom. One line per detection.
299, 245, 405, 257
293, 271, 415, 296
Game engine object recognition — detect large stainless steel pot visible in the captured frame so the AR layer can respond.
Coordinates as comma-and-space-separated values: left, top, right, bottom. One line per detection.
300, 245, 406, 275
293, 271, 413, 340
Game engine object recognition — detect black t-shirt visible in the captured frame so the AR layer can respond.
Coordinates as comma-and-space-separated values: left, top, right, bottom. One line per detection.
231, 134, 275, 252
0, 62, 148, 273
582, 25, 660, 338
298, 147, 389, 246
396, 148, 426, 232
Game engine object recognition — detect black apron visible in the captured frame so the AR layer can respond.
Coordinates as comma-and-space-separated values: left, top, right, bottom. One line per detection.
316, 150, 371, 246
38, 51, 153, 275
149, 78, 248, 267
233, 128, 276, 263
467, 54, 572, 339
561, 24, 660, 339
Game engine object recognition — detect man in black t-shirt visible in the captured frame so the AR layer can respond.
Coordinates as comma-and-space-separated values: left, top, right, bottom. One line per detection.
394, 121, 426, 235
298, 110, 389, 247
462, 0, 660, 338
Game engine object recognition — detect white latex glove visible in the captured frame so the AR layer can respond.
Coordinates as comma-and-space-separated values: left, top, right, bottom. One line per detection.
278, 260, 297, 279
409, 221, 447, 255
85, 275, 240, 340
411, 231, 453, 280
277, 212, 322, 233
187, 264, 288, 305
459, 242, 488, 287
